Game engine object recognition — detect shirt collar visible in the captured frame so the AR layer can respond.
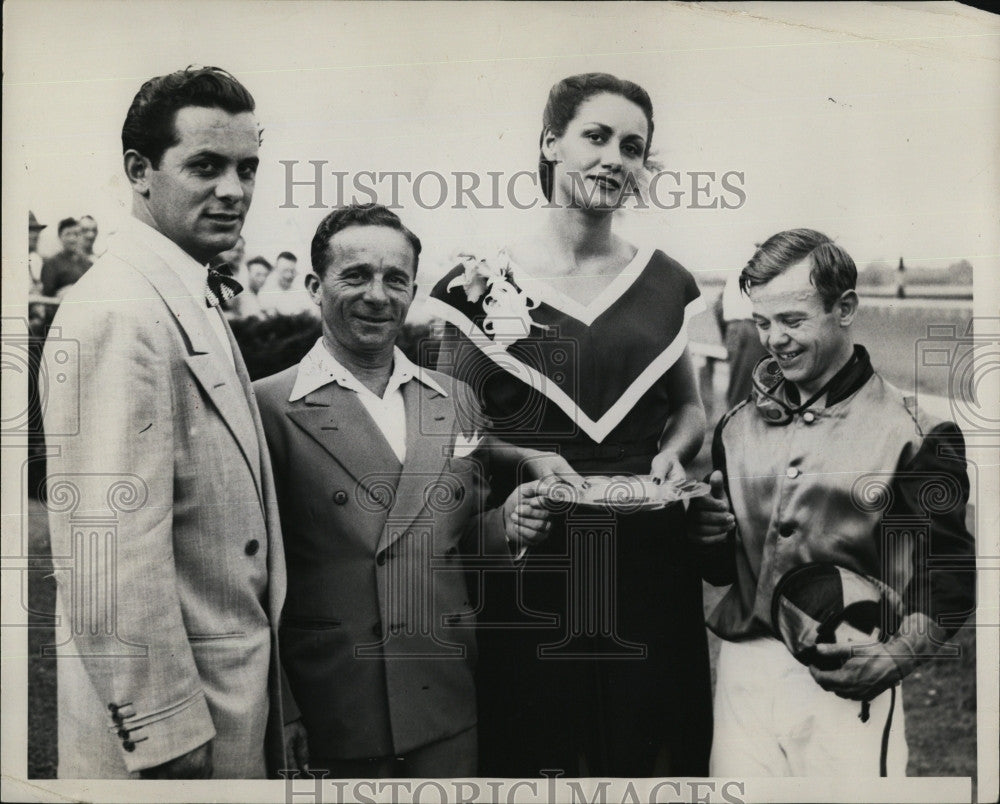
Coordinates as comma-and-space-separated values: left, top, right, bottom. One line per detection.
289, 338, 448, 402
121, 216, 211, 304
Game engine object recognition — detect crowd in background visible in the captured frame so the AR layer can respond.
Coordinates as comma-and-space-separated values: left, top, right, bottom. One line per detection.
29, 211, 318, 325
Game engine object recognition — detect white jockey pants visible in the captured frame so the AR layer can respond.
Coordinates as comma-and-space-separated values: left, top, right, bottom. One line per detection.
710, 637, 907, 777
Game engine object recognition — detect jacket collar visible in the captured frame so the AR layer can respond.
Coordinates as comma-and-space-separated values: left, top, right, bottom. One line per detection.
765, 344, 873, 407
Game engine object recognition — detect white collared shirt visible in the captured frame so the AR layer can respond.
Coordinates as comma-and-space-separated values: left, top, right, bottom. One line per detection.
122, 217, 235, 366
289, 339, 447, 463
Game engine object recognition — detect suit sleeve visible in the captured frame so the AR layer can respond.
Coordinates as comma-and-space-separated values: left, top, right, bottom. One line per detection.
449, 382, 511, 560
45, 299, 215, 772
690, 412, 740, 587
254, 380, 303, 727
889, 421, 976, 640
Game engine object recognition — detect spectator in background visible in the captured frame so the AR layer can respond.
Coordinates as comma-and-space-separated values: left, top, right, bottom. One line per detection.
78, 215, 100, 265
232, 255, 273, 319
29, 211, 47, 295
720, 269, 768, 409
261, 251, 315, 317
41, 217, 91, 298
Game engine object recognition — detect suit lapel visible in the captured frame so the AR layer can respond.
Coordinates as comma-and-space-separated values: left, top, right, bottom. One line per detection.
112, 234, 264, 504
286, 383, 402, 502
379, 380, 453, 552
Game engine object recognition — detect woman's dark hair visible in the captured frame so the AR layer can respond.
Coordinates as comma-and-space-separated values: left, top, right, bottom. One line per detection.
739, 228, 857, 311
311, 203, 422, 278
121, 66, 257, 167
538, 73, 654, 201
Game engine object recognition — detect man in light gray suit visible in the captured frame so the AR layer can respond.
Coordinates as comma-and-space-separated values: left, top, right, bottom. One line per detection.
43, 66, 294, 779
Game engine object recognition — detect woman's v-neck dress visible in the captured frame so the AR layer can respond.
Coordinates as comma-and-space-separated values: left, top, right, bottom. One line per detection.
427, 247, 713, 777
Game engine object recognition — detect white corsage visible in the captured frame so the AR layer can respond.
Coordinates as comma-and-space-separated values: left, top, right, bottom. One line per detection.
447, 251, 541, 349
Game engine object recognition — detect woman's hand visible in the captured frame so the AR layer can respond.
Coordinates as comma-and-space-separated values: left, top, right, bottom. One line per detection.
649, 449, 686, 484
521, 450, 588, 488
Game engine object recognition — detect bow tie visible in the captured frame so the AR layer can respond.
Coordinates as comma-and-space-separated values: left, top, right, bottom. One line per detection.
205, 268, 243, 308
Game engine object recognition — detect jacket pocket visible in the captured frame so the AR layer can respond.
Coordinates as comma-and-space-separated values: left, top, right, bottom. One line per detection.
281, 616, 342, 631
187, 631, 247, 643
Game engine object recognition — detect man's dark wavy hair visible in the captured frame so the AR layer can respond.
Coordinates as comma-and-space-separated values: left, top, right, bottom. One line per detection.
311, 203, 422, 279
740, 228, 857, 311
121, 66, 257, 167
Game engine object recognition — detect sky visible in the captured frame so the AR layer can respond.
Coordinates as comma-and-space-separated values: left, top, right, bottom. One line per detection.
3, 1, 999, 308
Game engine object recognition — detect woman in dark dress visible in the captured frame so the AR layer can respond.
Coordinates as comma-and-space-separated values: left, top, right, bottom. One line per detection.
427, 73, 712, 777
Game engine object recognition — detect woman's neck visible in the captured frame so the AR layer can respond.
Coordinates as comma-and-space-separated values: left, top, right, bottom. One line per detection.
542, 205, 617, 267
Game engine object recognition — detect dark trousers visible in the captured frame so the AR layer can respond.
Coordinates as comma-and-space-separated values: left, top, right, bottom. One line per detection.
309, 726, 477, 779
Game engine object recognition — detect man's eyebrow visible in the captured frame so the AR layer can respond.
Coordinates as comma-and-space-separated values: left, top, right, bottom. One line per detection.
184, 149, 222, 161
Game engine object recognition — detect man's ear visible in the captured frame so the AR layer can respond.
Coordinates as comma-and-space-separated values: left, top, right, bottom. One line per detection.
304, 272, 322, 305
124, 150, 152, 196
836, 289, 859, 327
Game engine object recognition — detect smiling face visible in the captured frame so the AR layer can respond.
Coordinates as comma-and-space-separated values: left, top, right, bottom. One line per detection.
544, 92, 649, 210
129, 105, 259, 264
748, 258, 857, 398
307, 225, 416, 365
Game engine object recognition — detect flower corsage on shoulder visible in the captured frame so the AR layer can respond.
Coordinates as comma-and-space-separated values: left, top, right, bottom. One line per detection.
447, 250, 542, 349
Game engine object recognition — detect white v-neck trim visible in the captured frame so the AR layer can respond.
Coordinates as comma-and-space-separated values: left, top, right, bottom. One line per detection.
424, 291, 705, 443
507, 245, 655, 326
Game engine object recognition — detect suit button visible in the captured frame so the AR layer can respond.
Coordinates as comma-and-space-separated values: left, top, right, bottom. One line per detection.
244, 539, 260, 556
371, 622, 382, 637
376, 551, 387, 566
107, 703, 118, 713
802, 411, 816, 424
333, 490, 349, 505
786, 466, 800, 479
779, 523, 795, 538
123, 740, 136, 752
117, 728, 129, 739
